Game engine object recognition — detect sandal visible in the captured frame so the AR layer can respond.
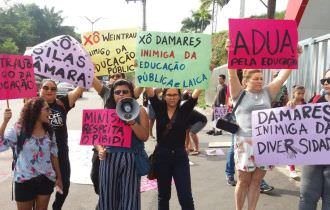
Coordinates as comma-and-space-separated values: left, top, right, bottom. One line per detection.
190, 151, 200, 155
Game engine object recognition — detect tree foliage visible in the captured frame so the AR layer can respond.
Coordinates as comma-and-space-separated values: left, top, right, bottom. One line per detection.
180, 7, 212, 33
0, 3, 79, 54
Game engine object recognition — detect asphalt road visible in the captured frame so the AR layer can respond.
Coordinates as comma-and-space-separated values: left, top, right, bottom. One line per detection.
0, 89, 319, 210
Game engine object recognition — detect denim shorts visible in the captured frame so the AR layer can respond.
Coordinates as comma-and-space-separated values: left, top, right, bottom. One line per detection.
190, 121, 207, 134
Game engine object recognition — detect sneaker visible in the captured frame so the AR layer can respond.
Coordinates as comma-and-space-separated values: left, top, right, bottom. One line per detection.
260, 181, 274, 193
214, 130, 222, 136
206, 130, 214, 135
226, 176, 236, 186
290, 171, 299, 179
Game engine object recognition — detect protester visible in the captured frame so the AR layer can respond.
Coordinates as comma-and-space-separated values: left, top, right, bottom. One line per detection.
182, 90, 207, 155
93, 78, 149, 210
225, 71, 274, 192
90, 73, 125, 196
228, 66, 294, 210
0, 98, 62, 210
299, 69, 330, 210
39, 79, 84, 210
286, 85, 306, 180
145, 87, 202, 210
207, 74, 228, 136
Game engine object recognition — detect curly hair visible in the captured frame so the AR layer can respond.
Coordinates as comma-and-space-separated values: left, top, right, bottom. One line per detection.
105, 79, 134, 109
19, 97, 52, 138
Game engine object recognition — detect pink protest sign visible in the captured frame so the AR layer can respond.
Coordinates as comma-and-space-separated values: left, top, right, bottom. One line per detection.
252, 102, 330, 166
0, 54, 37, 100
80, 109, 132, 148
25, 35, 94, 88
228, 19, 298, 69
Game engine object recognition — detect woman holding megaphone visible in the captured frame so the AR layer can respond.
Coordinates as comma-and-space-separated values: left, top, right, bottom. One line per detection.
93, 78, 149, 210
145, 87, 202, 210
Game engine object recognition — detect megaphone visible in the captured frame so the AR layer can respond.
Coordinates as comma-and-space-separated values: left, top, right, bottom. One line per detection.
116, 97, 140, 121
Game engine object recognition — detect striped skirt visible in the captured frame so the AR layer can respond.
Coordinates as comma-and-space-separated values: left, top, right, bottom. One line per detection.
98, 152, 140, 210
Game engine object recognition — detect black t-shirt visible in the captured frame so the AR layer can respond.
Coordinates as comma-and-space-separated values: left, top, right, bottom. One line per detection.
48, 95, 73, 151
309, 95, 327, 103
188, 109, 207, 126
150, 95, 197, 149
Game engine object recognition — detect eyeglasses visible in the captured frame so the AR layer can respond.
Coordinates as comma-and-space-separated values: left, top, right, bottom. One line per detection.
42, 107, 50, 112
114, 89, 130, 95
42, 86, 57, 92
165, 94, 179, 97
320, 78, 330, 85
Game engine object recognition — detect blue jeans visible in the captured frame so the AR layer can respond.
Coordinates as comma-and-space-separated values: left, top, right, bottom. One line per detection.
155, 147, 194, 210
299, 165, 330, 210
225, 134, 235, 177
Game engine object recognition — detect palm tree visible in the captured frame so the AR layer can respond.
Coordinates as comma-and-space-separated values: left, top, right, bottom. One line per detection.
200, 0, 231, 33
180, 8, 212, 33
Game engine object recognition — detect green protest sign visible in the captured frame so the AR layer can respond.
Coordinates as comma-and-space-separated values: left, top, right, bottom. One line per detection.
135, 31, 211, 89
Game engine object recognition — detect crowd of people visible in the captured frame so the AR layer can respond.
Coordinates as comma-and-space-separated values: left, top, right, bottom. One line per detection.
1, 40, 329, 210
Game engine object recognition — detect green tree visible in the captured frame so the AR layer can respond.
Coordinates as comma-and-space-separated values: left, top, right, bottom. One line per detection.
0, 38, 19, 54
0, 3, 79, 53
180, 8, 212, 33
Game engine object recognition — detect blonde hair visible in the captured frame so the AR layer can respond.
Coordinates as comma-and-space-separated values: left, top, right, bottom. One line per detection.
242, 69, 262, 86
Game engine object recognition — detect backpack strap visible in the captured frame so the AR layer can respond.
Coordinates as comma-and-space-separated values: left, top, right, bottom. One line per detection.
312, 95, 321, 104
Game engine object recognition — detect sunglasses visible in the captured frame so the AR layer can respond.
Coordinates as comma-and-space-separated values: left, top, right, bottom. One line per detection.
320, 78, 330, 85
42, 86, 57, 92
114, 89, 130, 95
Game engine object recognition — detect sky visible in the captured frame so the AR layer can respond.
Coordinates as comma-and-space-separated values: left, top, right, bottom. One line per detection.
1, 0, 288, 33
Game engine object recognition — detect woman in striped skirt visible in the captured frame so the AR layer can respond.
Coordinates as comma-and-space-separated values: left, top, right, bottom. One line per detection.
93, 79, 149, 210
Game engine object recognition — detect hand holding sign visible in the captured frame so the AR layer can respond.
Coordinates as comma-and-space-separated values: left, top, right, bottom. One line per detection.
25, 35, 94, 88
80, 109, 132, 147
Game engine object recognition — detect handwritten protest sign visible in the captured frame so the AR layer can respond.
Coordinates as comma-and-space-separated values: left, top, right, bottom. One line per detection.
135, 31, 211, 89
252, 102, 330, 165
25, 35, 94, 88
214, 106, 229, 120
228, 19, 298, 69
0, 54, 37, 99
81, 28, 138, 76
80, 109, 132, 147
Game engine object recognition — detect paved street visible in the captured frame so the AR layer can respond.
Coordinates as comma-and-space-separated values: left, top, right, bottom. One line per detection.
0, 89, 314, 210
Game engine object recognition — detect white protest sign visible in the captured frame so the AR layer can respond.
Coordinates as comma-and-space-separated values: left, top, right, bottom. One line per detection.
25, 35, 94, 88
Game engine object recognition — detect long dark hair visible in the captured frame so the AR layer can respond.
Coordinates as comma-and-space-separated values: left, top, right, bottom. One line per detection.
19, 97, 52, 138
105, 79, 134, 109
162, 88, 182, 108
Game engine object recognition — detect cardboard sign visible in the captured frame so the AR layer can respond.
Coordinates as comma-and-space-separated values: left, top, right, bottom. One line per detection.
229, 19, 298, 69
135, 31, 212, 89
80, 109, 132, 147
25, 35, 94, 88
0, 54, 37, 99
81, 28, 138, 76
252, 103, 330, 165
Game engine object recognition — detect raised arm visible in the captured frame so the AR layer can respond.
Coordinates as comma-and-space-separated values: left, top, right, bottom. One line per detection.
68, 87, 84, 108
134, 87, 144, 99
267, 45, 302, 100
191, 89, 202, 99
267, 70, 292, 99
145, 87, 155, 98
0, 109, 12, 139
92, 77, 103, 94
228, 69, 243, 99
